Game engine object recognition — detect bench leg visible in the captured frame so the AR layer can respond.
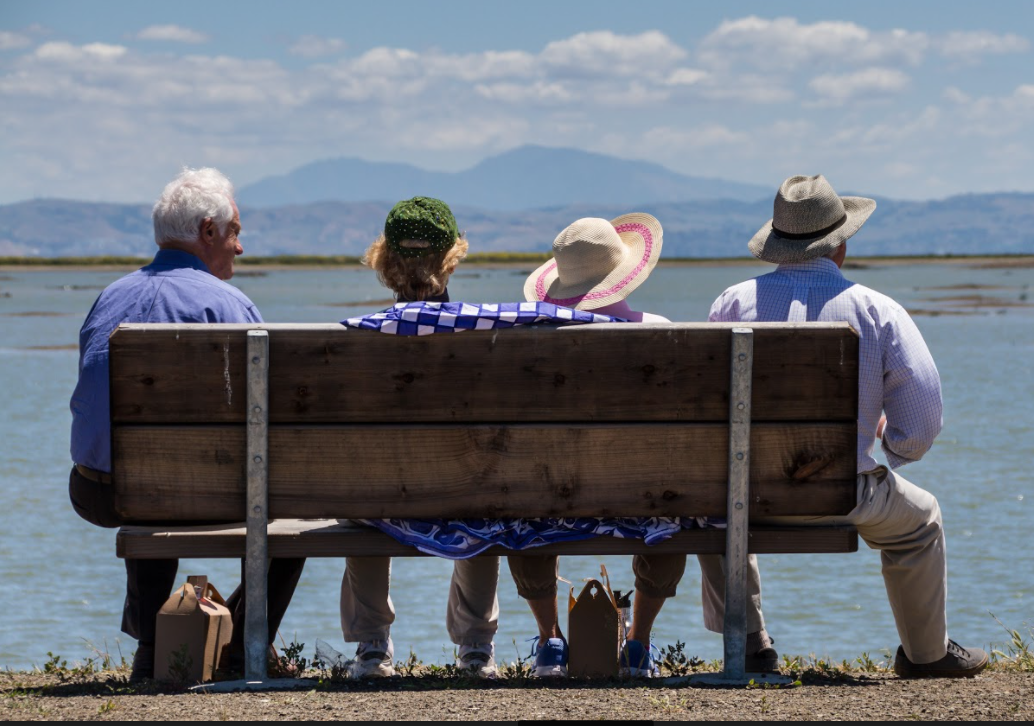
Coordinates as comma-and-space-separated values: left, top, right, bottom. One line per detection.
722, 327, 752, 681
244, 330, 270, 682
189, 331, 316, 693
685, 328, 788, 687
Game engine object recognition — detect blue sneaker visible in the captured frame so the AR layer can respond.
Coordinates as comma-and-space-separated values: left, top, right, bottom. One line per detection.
620, 640, 659, 678
530, 637, 569, 678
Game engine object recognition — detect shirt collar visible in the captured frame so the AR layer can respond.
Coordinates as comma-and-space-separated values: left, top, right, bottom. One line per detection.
151, 248, 212, 275
773, 257, 845, 279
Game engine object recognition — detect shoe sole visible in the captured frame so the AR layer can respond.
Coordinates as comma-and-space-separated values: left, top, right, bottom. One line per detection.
894, 654, 989, 679
458, 661, 499, 679
619, 666, 655, 678
532, 664, 568, 678
348, 662, 396, 679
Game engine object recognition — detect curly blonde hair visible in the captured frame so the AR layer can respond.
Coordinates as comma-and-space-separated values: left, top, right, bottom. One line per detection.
363, 234, 469, 301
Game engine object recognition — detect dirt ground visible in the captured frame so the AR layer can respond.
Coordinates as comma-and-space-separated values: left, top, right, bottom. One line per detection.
3, 667, 1031, 721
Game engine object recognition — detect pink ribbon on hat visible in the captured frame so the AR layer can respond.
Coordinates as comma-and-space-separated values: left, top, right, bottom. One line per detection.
536, 222, 654, 306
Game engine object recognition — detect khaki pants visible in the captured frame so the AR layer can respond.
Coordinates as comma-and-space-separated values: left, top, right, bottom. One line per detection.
340, 556, 500, 646
509, 551, 767, 635
760, 466, 948, 664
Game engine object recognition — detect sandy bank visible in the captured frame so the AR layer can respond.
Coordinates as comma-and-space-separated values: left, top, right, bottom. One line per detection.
3, 667, 1031, 721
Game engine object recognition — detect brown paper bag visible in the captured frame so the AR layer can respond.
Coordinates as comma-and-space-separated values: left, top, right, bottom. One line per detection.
154, 575, 233, 683
567, 575, 622, 678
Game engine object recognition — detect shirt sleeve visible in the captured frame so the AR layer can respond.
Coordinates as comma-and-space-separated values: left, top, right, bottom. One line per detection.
880, 308, 943, 468
708, 293, 728, 322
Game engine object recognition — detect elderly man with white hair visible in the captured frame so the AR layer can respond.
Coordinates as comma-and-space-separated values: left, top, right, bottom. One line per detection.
69, 167, 305, 681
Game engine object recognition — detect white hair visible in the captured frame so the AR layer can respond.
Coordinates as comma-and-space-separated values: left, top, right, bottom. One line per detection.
152, 167, 235, 246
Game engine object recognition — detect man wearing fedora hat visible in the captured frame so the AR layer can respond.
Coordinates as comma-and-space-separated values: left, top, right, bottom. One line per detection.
708, 174, 988, 678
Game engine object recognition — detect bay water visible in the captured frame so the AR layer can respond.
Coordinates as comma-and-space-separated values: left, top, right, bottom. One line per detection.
0, 260, 1030, 671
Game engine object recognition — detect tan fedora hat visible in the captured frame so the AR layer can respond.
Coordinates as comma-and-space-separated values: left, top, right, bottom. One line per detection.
749, 175, 876, 264
524, 213, 663, 310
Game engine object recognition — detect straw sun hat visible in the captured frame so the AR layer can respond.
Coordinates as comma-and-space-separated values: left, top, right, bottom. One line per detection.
524, 213, 663, 310
749, 175, 876, 264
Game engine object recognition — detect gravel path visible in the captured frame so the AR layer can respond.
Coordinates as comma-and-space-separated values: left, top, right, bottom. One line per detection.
3, 668, 1032, 721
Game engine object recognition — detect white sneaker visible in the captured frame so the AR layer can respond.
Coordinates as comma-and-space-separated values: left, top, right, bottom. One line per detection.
456, 642, 498, 678
348, 638, 396, 678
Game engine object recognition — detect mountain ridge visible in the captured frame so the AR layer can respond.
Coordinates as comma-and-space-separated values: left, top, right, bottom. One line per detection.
3, 192, 1032, 259
236, 145, 773, 209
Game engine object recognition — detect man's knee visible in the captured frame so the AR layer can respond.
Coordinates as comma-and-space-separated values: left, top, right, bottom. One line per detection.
68, 466, 122, 528
508, 555, 558, 600
633, 554, 687, 599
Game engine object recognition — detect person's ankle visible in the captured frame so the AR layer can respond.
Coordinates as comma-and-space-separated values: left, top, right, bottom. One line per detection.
746, 629, 773, 655
626, 630, 650, 645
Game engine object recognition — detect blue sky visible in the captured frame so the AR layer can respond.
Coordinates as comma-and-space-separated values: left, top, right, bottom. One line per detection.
2, 0, 1033, 204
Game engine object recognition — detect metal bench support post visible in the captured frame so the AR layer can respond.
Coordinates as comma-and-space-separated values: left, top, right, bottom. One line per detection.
722, 327, 753, 681
245, 330, 270, 682
685, 327, 791, 687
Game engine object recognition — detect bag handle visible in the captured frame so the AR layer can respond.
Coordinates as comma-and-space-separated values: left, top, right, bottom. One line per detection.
186, 575, 227, 605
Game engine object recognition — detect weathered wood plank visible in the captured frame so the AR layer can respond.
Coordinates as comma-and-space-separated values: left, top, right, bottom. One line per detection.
116, 520, 858, 559
109, 323, 859, 424
112, 422, 857, 522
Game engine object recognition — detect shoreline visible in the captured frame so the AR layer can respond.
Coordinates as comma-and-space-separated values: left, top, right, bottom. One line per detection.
1, 254, 1032, 273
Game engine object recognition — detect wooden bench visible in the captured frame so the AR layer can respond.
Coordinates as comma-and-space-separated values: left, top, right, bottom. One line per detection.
111, 321, 860, 685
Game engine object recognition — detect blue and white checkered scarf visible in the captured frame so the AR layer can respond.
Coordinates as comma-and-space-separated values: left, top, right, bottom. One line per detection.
342, 300, 623, 334
340, 300, 715, 558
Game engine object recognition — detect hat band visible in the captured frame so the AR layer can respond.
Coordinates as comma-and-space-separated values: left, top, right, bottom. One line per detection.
772, 214, 847, 240
536, 222, 655, 306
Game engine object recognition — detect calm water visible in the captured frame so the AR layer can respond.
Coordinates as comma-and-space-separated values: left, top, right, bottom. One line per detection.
0, 261, 1031, 671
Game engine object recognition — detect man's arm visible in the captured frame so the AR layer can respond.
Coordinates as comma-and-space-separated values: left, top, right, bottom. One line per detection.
880, 311, 943, 468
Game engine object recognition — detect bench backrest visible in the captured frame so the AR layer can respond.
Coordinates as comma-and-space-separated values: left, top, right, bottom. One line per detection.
109, 322, 859, 523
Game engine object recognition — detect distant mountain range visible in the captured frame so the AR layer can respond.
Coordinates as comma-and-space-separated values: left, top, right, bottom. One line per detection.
3, 193, 1033, 259
1, 146, 1032, 258
236, 145, 773, 209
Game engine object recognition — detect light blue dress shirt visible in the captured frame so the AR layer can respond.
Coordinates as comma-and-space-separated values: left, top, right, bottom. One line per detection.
709, 257, 943, 472
70, 249, 262, 472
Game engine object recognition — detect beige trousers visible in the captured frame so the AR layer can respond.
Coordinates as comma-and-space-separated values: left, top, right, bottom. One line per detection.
340, 556, 500, 646
760, 466, 948, 664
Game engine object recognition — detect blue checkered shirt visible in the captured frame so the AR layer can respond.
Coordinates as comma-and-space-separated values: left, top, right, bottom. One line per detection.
709, 257, 942, 472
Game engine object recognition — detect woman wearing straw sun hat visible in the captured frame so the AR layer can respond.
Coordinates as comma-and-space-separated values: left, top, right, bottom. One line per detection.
522, 213, 667, 322
512, 212, 778, 679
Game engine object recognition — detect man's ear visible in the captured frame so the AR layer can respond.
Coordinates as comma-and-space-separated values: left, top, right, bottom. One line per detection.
199, 217, 216, 244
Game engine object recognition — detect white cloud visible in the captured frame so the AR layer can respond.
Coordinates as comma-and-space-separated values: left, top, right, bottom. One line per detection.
700, 74, 794, 104
34, 41, 127, 62
937, 31, 1029, 60
475, 81, 572, 104
664, 68, 709, 86
1013, 85, 1034, 102
288, 35, 346, 58
541, 30, 687, 78
0, 31, 32, 51
643, 124, 750, 150
3, 22, 1034, 203
136, 25, 210, 44
809, 67, 910, 103
699, 16, 927, 69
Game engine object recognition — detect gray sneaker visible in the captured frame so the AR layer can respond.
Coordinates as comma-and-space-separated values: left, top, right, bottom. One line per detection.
348, 638, 396, 679
456, 643, 498, 678
893, 640, 988, 679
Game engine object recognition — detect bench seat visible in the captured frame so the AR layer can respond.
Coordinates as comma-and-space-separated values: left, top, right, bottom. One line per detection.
117, 520, 859, 559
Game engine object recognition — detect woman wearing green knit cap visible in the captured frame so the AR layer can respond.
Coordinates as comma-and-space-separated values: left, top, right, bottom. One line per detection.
339, 197, 499, 679
363, 196, 469, 302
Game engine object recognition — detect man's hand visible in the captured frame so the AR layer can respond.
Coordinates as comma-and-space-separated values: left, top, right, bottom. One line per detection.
876, 414, 887, 441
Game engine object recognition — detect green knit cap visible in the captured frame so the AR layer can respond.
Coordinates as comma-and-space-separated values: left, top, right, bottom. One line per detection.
384, 197, 459, 258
